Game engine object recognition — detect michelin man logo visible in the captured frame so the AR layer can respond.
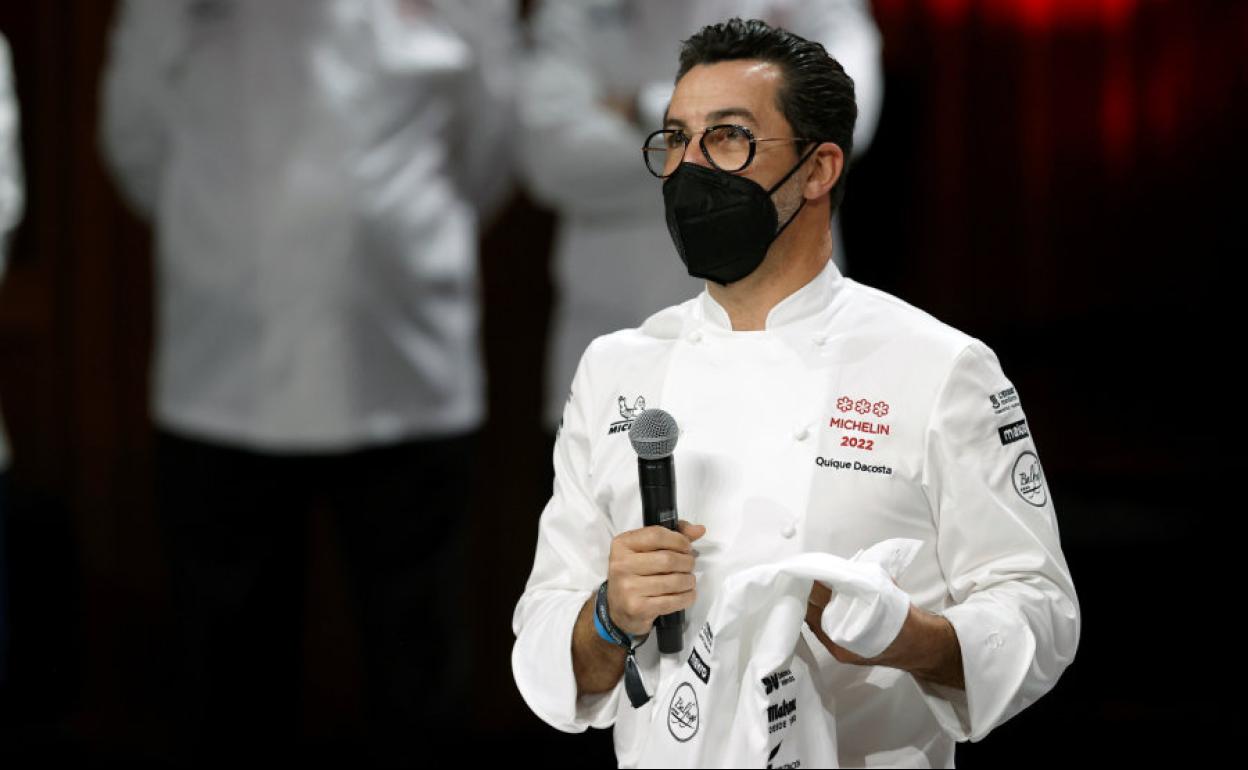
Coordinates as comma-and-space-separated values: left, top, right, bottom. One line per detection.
618, 395, 646, 419
608, 395, 647, 436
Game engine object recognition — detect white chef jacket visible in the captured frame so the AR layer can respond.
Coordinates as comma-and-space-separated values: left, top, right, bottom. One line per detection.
637, 544, 923, 768
521, 0, 885, 428
99, 0, 515, 451
512, 259, 1080, 767
0, 33, 24, 471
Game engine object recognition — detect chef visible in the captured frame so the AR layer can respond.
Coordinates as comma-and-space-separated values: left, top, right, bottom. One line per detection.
512, 18, 1079, 768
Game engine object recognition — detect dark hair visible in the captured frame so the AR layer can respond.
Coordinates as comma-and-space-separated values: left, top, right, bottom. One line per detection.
677, 18, 857, 215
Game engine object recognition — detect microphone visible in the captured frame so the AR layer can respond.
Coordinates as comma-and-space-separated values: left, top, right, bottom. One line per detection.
628, 408, 685, 655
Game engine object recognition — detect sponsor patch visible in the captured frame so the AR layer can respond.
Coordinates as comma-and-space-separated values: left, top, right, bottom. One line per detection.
1012, 451, 1047, 507
767, 698, 797, 734
998, 419, 1030, 446
667, 682, 699, 742
608, 395, 646, 436
989, 387, 1021, 414
687, 648, 711, 685
698, 622, 715, 654
768, 739, 801, 769
761, 669, 795, 695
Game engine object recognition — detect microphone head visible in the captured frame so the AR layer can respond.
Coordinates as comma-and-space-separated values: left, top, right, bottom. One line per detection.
628, 408, 680, 459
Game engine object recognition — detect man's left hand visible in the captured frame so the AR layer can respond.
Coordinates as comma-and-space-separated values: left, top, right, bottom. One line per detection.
805, 582, 966, 690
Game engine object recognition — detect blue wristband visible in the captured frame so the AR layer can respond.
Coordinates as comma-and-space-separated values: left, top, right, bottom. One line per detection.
594, 580, 637, 650
593, 607, 621, 646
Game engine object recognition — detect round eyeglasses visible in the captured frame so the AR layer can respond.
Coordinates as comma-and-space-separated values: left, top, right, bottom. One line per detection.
642, 124, 812, 178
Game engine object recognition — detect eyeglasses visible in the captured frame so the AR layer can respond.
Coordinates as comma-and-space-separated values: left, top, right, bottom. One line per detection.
642, 124, 812, 178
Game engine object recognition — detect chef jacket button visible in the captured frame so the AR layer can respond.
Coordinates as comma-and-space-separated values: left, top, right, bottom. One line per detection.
793, 425, 810, 441
986, 631, 1004, 649
780, 522, 796, 539
688, 330, 704, 344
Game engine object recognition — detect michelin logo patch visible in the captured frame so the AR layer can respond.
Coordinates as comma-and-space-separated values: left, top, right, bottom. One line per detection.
998, 419, 1030, 446
608, 395, 646, 435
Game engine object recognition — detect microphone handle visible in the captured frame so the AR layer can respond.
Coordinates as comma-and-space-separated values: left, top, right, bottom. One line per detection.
638, 455, 685, 654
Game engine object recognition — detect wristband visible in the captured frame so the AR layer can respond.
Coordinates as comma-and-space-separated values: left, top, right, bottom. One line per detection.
594, 580, 652, 708
594, 580, 634, 649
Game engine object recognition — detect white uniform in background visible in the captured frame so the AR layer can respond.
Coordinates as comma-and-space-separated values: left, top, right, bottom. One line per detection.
99, 0, 515, 451
521, 0, 884, 428
512, 260, 1080, 767
0, 33, 24, 471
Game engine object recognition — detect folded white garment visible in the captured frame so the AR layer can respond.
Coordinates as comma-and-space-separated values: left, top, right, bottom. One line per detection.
820, 538, 923, 659
637, 539, 923, 768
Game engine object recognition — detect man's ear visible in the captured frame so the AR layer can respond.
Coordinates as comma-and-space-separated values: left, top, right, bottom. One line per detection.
804, 142, 845, 201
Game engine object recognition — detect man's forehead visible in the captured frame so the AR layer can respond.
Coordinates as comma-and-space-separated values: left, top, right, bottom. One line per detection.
667, 60, 784, 128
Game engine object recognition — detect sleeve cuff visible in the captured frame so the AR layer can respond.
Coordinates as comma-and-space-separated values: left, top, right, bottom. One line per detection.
511, 590, 621, 733
915, 599, 1036, 743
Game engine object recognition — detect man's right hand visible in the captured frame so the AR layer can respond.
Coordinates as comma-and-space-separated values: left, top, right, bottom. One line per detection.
606, 520, 706, 637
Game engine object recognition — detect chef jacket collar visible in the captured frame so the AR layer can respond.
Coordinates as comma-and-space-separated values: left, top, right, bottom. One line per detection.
696, 258, 846, 333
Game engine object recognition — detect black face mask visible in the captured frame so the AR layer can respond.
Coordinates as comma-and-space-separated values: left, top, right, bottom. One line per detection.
662, 146, 817, 285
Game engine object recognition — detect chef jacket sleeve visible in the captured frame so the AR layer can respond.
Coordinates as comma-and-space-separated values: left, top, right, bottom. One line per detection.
918, 341, 1081, 742
0, 33, 23, 266
441, 0, 518, 224
512, 341, 622, 731
98, 0, 187, 220
784, 0, 885, 157
517, 0, 657, 219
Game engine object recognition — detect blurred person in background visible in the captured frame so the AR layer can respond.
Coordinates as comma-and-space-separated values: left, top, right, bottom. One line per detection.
99, 1, 514, 765
520, 0, 883, 442
0, 30, 25, 693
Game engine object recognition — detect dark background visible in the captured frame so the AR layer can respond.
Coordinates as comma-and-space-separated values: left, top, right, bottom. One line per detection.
0, 0, 1244, 765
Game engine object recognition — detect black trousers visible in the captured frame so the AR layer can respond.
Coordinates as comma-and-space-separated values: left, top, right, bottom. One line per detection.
157, 429, 474, 767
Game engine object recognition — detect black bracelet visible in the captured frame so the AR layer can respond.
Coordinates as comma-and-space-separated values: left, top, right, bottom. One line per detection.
595, 581, 652, 708
595, 580, 648, 650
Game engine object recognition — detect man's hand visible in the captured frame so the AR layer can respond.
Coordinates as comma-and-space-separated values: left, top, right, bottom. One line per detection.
607, 520, 705, 637
572, 520, 705, 696
805, 581, 966, 690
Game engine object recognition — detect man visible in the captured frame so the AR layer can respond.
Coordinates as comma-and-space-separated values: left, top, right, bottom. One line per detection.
512, 18, 1079, 767
99, 1, 514, 764
520, 0, 884, 438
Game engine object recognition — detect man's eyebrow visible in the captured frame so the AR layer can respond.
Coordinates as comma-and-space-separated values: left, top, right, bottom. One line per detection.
707, 107, 758, 125
664, 107, 758, 130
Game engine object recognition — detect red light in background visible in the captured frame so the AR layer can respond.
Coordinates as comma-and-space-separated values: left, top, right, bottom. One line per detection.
929, 0, 973, 25
925, 0, 1139, 30
1100, 50, 1135, 170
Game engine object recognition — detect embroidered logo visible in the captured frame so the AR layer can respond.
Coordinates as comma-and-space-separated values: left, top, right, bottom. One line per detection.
687, 648, 711, 684
999, 419, 1030, 446
1012, 451, 1047, 507
989, 387, 1021, 414
608, 395, 646, 435
667, 682, 699, 742
836, 396, 889, 417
